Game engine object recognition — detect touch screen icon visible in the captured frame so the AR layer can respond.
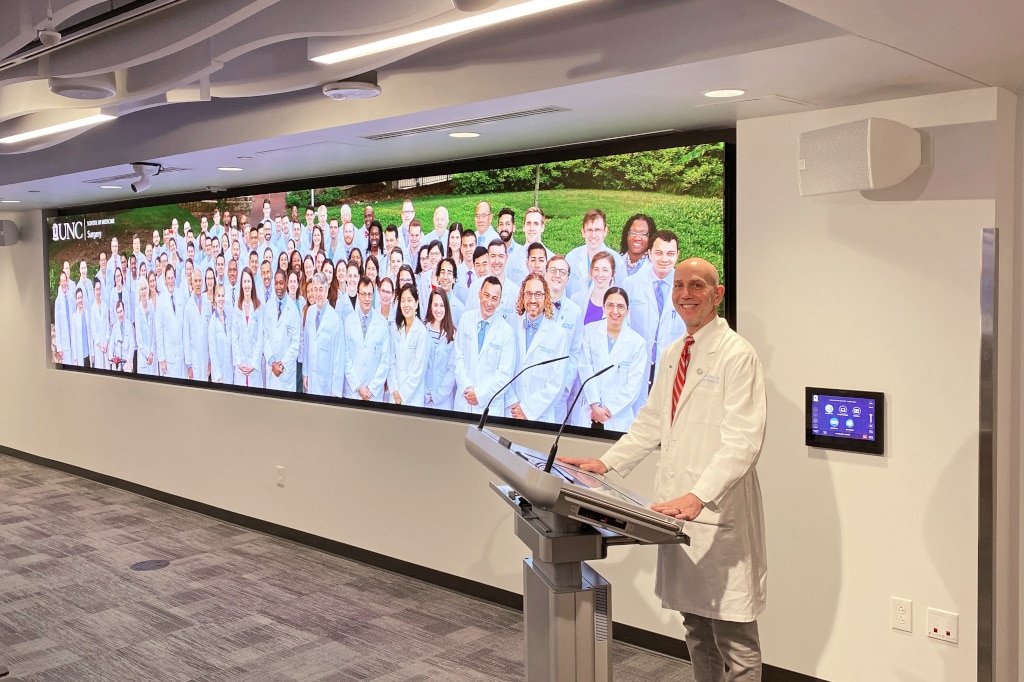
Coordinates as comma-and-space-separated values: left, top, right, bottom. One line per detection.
829, 417, 839, 428
846, 419, 855, 429
824, 404, 834, 414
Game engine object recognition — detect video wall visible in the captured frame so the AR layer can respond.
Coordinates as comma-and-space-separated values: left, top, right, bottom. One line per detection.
46, 140, 727, 436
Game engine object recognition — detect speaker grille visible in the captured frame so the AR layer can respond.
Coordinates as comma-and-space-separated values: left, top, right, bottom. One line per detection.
798, 119, 872, 196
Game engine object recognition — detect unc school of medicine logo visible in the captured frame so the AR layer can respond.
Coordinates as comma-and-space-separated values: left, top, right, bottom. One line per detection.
51, 219, 85, 242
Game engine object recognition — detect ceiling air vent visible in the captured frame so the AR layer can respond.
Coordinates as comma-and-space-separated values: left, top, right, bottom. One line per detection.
362, 105, 569, 141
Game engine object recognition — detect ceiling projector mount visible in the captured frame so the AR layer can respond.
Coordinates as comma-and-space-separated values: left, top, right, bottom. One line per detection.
322, 71, 381, 100
130, 162, 162, 193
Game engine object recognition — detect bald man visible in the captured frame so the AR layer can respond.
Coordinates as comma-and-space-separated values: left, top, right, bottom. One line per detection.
560, 258, 768, 682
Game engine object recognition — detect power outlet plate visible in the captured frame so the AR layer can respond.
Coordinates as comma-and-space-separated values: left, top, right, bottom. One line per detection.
927, 608, 958, 644
891, 597, 912, 632
276, 466, 285, 487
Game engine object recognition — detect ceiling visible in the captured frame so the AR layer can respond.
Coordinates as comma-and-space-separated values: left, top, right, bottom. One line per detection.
0, 0, 1016, 209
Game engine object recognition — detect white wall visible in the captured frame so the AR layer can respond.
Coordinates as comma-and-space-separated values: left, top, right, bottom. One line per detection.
1, 85, 1020, 682
737, 87, 1019, 681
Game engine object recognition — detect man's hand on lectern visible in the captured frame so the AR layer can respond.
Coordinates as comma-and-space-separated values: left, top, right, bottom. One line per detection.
556, 457, 608, 475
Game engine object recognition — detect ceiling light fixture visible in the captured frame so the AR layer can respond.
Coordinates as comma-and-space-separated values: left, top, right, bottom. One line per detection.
37, 2, 61, 48
449, 132, 480, 138
0, 200, 21, 204
100, 185, 122, 189
0, 113, 115, 144
323, 75, 382, 101
310, 0, 590, 65
703, 89, 746, 98
217, 166, 244, 172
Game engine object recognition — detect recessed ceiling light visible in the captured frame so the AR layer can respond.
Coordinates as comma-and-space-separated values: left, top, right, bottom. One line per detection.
100, 185, 122, 189
0, 199, 20, 203
449, 132, 480, 138
703, 89, 745, 98
310, 0, 591, 65
217, 166, 244, 172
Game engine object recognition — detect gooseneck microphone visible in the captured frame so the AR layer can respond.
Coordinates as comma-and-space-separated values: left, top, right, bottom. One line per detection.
477, 355, 570, 430
543, 364, 615, 473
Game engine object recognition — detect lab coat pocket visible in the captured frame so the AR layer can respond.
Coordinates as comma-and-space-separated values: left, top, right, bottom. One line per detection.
687, 382, 725, 426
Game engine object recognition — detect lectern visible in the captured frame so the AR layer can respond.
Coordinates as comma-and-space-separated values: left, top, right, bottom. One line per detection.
465, 426, 690, 682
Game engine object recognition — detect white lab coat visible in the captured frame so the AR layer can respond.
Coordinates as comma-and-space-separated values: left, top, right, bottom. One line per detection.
423, 327, 456, 410
343, 309, 391, 401
53, 289, 73, 360
155, 291, 186, 378
88, 297, 110, 370
453, 308, 515, 415
70, 307, 90, 367
388, 318, 429, 407
303, 303, 347, 397
623, 266, 687, 375
264, 296, 301, 392
134, 301, 158, 376
600, 316, 767, 622
507, 313, 572, 423
108, 317, 136, 372
576, 319, 647, 431
231, 304, 264, 388
183, 294, 210, 381
107, 287, 133, 333
208, 310, 233, 383
551, 297, 584, 422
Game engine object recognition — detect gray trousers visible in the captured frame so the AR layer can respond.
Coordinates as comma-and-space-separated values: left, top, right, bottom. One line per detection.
681, 612, 762, 682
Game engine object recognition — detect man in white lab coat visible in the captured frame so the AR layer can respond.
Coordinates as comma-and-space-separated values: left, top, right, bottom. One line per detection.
623, 230, 687, 398
265, 268, 301, 392
303, 273, 346, 398
453, 276, 515, 415
344, 276, 391, 401
560, 258, 767, 682
53, 270, 74, 364
506, 275, 571, 424
156, 264, 187, 379
183, 269, 210, 381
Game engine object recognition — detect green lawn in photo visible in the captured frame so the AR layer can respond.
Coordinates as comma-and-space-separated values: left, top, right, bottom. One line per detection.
356, 189, 724, 273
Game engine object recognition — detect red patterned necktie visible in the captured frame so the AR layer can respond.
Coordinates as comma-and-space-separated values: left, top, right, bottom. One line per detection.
671, 336, 695, 418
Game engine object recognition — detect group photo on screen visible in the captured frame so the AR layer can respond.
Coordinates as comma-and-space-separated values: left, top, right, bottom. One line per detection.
47, 143, 725, 434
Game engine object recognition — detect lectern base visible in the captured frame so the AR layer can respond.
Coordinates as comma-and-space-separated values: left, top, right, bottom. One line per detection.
524, 558, 611, 682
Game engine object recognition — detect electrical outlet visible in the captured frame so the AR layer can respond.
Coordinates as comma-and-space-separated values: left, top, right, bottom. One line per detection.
890, 597, 912, 632
276, 466, 285, 487
927, 608, 958, 644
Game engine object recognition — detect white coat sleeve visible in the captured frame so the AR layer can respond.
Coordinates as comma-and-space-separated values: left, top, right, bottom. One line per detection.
397, 326, 428, 400
599, 345, 670, 477
155, 303, 168, 363
602, 337, 647, 419
366, 323, 390, 396
473, 325, 516, 407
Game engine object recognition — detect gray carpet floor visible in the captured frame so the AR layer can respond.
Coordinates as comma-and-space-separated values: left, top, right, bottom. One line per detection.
0, 454, 694, 681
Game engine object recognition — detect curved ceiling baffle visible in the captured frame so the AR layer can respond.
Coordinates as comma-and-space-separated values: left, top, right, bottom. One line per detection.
0, 0, 505, 154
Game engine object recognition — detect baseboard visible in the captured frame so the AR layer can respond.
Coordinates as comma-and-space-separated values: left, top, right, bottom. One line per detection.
0, 444, 827, 682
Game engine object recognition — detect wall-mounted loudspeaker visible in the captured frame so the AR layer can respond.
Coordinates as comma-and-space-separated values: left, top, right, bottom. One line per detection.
798, 118, 921, 196
0, 219, 20, 246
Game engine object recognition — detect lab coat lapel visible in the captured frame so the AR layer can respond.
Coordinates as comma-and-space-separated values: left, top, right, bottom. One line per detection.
671, 318, 725, 422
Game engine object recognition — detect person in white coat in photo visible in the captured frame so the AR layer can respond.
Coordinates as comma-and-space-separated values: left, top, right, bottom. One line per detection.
88, 278, 110, 370
264, 268, 301, 392
453, 276, 515, 415
70, 287, 91, 367
623, 230, 686, 397
53, 270, 73, 364
302, 272, 346, 398
507, 275, 571, 424
559, 258, 768, 682
423, 288, 457, 411
208, 284, 233, 384
156, 264, 186, 378
135, 278, 157, 376
574, 287, 647, 431
108, 300, 135, 372
344, 276, 391, 401
183, 269, 210, 381
232, 267, 264, 389
388, 284, 429, 407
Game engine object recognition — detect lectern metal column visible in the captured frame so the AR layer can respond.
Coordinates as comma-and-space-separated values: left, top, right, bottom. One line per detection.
515, 505, 611, 681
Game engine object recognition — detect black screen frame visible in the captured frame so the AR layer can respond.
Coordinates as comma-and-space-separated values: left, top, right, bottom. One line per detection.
46, 129, 736, 442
